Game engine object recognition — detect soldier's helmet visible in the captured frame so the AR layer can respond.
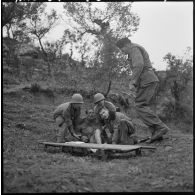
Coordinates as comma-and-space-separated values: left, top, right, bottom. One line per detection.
71, 93, 84, 104
94, 93, 105, 104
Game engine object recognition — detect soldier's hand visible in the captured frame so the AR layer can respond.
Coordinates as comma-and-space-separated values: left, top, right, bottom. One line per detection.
81, 136, 89, 142
74, 134, 82, 140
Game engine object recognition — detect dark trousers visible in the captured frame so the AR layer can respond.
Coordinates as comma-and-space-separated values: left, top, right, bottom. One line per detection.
115, 120, 136, 145
135, 82, 166, 131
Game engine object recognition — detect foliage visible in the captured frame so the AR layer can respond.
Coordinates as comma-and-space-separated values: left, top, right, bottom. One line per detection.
3, 2, 138, 88
163, 52, 192, 101
63, 2, 139, 39
3, 2, 59, 77
30, 83, 41, 93
2, 2, 44, 42
62, 2, 140, 63
30, 82, 54, 98
25, 3, 58, 40
2, 2, 28, 27
24, 3, 58, 75
159, 48, 193, 123
62, 2, 139, 91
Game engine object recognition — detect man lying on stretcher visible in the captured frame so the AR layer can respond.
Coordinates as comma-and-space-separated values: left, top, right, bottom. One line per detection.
77, 108, 102, 144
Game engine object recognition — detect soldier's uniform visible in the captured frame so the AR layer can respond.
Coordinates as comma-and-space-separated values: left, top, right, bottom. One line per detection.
127, 43, 169, 139
102, 112, 137, 145
53, 102, 82, 142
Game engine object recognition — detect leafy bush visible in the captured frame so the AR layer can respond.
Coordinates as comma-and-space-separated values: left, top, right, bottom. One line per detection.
30, 83, 41, 93
157, 50, 193, 124
175, 102, 193, 124
157, 96, 175, 122
157, 98, 193, 125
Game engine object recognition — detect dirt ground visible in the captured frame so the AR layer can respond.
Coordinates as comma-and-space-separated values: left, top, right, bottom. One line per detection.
3, 87, 193, 192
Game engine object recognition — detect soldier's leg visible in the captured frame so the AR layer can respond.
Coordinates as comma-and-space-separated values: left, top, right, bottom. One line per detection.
118, 120, 135, 145
55, 116, 69, 143
74, 117, 84, 135
89, 134, 96, 143
93, 129, 102, 144
135, 82, 169, 142
126, 120, 139, 144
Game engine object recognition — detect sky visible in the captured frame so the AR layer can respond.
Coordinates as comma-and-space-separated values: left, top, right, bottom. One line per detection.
131, 2, 193, 70
45, 2, 193, 71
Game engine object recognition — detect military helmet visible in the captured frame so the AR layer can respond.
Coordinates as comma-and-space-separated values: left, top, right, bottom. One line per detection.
71, 93, 84, 104
116, 38, 131, 49
94, 93, 105, 104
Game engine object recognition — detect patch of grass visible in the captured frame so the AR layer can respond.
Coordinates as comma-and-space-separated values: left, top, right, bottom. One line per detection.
3, 74, 20, 86
29, 83, 54, 98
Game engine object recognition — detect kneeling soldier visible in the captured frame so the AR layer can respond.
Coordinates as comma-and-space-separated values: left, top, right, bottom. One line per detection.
53, 93, 84, 143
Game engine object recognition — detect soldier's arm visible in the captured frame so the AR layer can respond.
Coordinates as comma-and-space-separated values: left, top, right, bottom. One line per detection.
106, 101, 116, 112
63, 111, 81, 139
130, 47, 144, 87
53, 107, 62, 120
74, 107, 82, 131
100, 125, 112, 144
111, 124, 119, 144
93, 105, 105, 125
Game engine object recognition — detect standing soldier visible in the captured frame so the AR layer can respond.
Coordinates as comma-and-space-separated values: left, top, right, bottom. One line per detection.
53, 93, 84, 143
116, 38, 170, 143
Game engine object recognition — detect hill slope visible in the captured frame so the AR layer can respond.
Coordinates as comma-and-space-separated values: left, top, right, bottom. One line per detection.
3, 86, 193, 192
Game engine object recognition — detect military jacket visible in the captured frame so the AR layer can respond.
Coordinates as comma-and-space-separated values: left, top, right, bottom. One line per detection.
128, 43, 159, 88
53, 102, 81, 130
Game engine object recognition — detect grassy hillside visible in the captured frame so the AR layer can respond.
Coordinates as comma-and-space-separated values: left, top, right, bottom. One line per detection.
3, 84, 193, 192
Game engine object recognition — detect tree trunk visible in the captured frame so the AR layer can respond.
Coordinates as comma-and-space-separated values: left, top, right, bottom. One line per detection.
37, 36, 51, 76
6, 24, 11, 38
105, 80, 112, 98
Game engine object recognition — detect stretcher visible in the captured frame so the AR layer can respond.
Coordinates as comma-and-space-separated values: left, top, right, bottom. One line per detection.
38, 141, 156, 160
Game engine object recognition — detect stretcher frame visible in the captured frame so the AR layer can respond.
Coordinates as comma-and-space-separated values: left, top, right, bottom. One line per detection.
38, 141, 156, 160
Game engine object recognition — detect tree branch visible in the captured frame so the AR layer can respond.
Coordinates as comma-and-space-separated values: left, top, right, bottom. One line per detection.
2, 3, 16, 27
104, 80, 112, 98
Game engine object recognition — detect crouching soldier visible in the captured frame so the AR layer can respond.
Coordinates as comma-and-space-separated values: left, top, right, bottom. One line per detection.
77, 109, 102, 144
93, 93, 117, 125
53, 93, 84, 143
98, 107, 138, 145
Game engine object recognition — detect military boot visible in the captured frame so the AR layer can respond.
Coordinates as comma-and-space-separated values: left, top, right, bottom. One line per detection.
150, 123, 169, 143
145, 126, 155, 144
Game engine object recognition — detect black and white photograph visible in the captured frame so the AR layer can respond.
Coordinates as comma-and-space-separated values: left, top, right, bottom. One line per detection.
2, 1, 193, 192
